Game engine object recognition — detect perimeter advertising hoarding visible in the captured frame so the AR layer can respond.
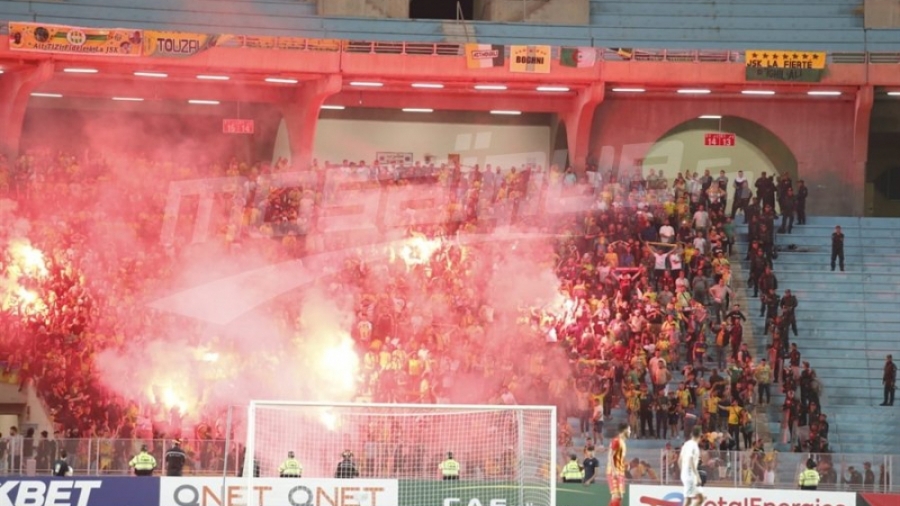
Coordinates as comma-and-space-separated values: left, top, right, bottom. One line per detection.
8, 22, 142, 56
0, 477, 159, 506
629, 484, 855, 506
159, 477, 398, 506
858, 494, 900, 506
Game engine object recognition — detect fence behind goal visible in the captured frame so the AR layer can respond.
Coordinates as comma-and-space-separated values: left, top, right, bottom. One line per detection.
245, 401, 557, 506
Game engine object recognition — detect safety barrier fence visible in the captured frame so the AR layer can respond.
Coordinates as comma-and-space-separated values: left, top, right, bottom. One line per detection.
0, 440, 896, 493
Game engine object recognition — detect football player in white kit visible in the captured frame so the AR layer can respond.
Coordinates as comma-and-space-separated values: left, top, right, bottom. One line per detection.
679, 426, 705, 506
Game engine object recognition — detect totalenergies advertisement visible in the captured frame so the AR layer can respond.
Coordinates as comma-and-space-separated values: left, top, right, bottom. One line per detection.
629, 485, 855, 506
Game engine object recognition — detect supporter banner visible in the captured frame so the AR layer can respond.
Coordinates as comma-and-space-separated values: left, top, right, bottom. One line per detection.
160, 477, 398, 506
629, 484, 855, 506
509, 45, 552, 73
745, 66, 825, 82
8, 22, 142, 56
143, 30, 215, 57
559, 46, 597, 68
745, 49, 827, 69
213, 34, 278, 49
0, 477, 159, 506
376, 152, 414, 165
465, 44, 505, 69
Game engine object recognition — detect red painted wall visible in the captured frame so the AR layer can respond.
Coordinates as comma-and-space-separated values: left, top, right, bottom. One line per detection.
589, 97, 861, 216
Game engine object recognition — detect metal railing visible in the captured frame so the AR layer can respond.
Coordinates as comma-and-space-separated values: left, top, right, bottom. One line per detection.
0, 438, 241, 477
1, 437, 895, 493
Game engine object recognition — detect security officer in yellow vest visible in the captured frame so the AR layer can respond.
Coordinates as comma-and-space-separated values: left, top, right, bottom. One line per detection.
560, 454, 584, 483
129, 445, 158, 476
439, 452, 460, 480
799, 458, 820, 490
279, 451, 303, 478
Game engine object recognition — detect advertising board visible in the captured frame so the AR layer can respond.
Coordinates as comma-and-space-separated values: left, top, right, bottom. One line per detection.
159, 477, 398, 506
629, 484, 856, 506
0, 477, 159, 506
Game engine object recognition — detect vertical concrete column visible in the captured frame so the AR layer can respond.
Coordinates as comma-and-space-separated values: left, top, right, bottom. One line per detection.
561, 82, 604, 174
279, 75, 343, 170
0, 62, 54, 159
853, 85, 874, 216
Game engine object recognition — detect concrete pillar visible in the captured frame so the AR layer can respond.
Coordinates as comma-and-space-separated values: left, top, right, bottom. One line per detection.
561, 83, 604, 174
280, 75, 343, 170
853, 85, 874, 216
0, 62, 54, 159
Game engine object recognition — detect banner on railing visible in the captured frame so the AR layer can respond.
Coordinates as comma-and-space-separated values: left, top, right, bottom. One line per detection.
8, 22, 143, 56
509, 45, 552, 73
744, 49, 826, 81
464, 44, 505, 69
0, 477, 159, 506
745, 50, 827, 69
143, 31, 215, 57
160, 477, 398, 506
629, 485, 855, 506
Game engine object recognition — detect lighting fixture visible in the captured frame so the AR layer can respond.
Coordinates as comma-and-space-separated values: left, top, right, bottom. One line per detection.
536, 86, 570, 92
63, 68, 98, 74
699, 115, 722, 119
742, 90, 775, 96
411, 83, 444, 89
475, 84, 507, 91
134, 71, 168, 78
265, 77, 298, 84
490, 110, 521, 115
349, 81, 383, 87
320, 105, 346, 110
677, 89, 711, 94
31, 92, 62, 98
402, 108, 433, 113
188, 99, 220, 105
807, 91, 841, 96
197, 75, 230, 81
112, 97, 144, 102
888, 92, 900, 97
612, 88, 645, 93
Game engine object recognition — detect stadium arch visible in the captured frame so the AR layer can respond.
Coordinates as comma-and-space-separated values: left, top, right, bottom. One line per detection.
643, 115, 799, 184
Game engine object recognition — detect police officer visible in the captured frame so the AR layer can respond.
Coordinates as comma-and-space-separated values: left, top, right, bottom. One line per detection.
560, 454, 584, 483
52, 450, 72, 477
129, 444, 157, 476
439, 452, 460, 480
165, 440, 187, 477
335, 450, 359, 479
279, 451, 303, 478
799, 458, 820, 490
831, 225, 844, 272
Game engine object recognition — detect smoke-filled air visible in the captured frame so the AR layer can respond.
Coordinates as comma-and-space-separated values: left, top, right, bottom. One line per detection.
0, 121, 602, 460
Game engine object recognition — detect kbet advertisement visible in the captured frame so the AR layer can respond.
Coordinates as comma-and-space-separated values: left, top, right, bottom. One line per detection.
0, 477, 159, 506
629, 485, 856, 506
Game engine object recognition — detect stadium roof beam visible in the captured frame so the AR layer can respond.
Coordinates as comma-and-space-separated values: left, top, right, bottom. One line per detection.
325, 91, 571, 113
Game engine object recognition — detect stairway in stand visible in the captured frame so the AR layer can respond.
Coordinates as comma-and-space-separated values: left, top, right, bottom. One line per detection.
737, 216, 900, 455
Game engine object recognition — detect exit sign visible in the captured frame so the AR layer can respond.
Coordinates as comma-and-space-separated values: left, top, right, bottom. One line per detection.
223, 118, 255, 134
704, 132, 736, 146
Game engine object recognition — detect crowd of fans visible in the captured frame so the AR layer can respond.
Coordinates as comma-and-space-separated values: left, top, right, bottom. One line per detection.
0, 149, 846, 483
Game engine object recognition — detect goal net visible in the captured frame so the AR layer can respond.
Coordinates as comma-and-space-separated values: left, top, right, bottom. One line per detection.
245, 401, 556, 506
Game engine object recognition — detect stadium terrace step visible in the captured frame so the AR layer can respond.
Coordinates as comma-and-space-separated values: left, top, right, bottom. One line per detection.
587, 14, 862, 31
591, 2, 856, 18
737, 216, 900, 455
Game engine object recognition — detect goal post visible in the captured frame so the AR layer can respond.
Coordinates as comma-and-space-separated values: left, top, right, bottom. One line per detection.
245, 401, 557, 506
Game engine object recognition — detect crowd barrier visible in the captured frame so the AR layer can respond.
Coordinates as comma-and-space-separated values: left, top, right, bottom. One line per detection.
1, 476, 898, 506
